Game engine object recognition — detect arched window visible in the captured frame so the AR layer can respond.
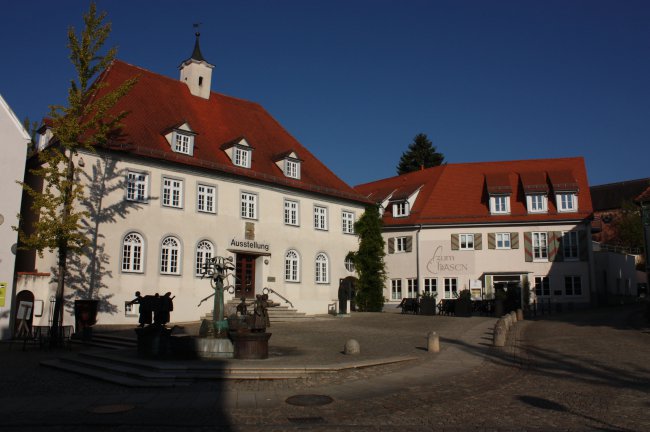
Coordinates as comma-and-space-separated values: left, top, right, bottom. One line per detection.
161, 236, 181, 275
122, 232, 144, 273
195, 240, 214, 276
285, 249, 300, 282
315, 253, 329, 284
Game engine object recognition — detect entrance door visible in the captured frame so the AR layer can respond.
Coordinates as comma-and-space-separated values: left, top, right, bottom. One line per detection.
235, 254, 256, 299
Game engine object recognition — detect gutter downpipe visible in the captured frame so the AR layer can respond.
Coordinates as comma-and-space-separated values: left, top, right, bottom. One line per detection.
416, 224, 422, 296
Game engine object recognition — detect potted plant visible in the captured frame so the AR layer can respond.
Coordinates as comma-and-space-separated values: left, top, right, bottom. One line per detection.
455, 289, 473, 317
419, 291, 438, 315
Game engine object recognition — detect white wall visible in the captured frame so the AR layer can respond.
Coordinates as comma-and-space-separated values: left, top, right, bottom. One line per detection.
593, 250, 637, 297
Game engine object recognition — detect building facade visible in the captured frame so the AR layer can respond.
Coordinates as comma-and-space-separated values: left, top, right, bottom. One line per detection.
0, 94, 30, 339
18, 38, 368, 327
355, 158, 594, 308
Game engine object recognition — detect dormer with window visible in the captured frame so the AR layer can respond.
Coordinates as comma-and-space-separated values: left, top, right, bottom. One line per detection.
164, 122, 196, 156
485, 173, 512, 215
274, 151, 302, 180
386, 184, 423, 218
549, 170, 579, 213
520, 171, 549, 214
36, 122, 53, 151
221, 137, 253, 169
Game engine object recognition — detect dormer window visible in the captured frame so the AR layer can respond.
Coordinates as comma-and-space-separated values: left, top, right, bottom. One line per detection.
556, 192, 578, 212
527, 193, 548, 213
165, 123, 196, 156
173, 132, 192, 155
393, 201, 409, 217
284, 159, 300, 179
234, 146, 251, 168
490, 195, 510, 214
549, 170, 579, 213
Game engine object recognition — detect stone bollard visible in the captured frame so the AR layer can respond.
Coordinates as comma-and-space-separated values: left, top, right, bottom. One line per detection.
510, 311, 518, 323
516, 308, 524, 321
502, 314, 511, 330
427, 331, 440, 353
344, 339, 360, 355
493, 319, 507, 347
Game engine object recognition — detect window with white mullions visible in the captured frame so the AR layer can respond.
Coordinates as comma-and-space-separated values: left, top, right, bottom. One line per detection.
126, 172, 148, 202
234, 147, 251, 168
315, 253, 329, 284
195, 240, 214, 276
160, 236, 181, 275
314, 206, 328, 230
241, 192, 257, 219
444, 278, 458, 299
122, 232, 144, 273
563, 231, 579, 260
162, 178, 183, 208
460, 234, 474, 250
496, 232, 511, 249
407, 279, 418, 298
342, 211, 355, 234
197, 184, 215, 213
424, 278, 437, 296
285, 249, 300, 282
391, 279, 402, 300
534, 276, 550, 297
532, 232, 548, 260
284, 199, 299, 226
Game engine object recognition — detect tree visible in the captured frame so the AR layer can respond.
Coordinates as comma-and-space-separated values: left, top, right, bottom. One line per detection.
348, 205, 387, 311
614, 200, 644, 252
15, 2, 136, 346
396, 133, 445, 175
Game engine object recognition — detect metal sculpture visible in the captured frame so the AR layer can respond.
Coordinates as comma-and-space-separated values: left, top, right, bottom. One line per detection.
198, 255, 235, 337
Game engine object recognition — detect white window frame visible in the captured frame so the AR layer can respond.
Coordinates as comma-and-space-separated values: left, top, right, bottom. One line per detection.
556, 192, 578, 212
126, 171, 148, 202
563, 231, 579, 260
342, 211, 355, 234
460, 234, 474, 250
284, 159, 300, 179
424, 278, 437, 296
122, 232, 144, 273
564, 275, 582, 296
533, 232, 548, 261
407, 278, 418, 298
173, 132, 193, 155
162, 177, 183, 209
314, 205, 328, 231
490, 195, 510, 214
527, 194, 548, 213
195, 240, 214, 276
197, 184, 216, 214
285, 249, 300, 282
344, 257, 355, 273
391, 279, 402, 300
234, 146, 251, 168
496, 233, 511, 249
315, 253, 329, 284
444, 278, 458, 299
534, 276, 550, 297
284, 199, 299, 226
160, 236, 181, 275
393, 201, 409, 217
241, 192, 257, 220
395, 236, 408, 253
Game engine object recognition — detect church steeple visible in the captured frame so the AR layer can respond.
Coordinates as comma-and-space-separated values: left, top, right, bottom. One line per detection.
179, 27, 214, 100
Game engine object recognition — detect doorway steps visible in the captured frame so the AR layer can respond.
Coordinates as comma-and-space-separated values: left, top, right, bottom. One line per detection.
201, 302, 317, 323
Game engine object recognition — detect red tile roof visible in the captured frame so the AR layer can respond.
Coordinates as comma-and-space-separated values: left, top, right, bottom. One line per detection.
89, 60, 370, 204
355, 157, 593, 226
636, 185, 650, 203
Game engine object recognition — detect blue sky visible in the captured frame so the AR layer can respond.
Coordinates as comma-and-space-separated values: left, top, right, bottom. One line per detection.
2, 0, 648, 187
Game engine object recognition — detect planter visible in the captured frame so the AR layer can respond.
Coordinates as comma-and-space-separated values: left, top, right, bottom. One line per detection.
455, 299, 473, 317
419, 298, 437, 315
74, 299, 99, 341
229, 331, 271, 359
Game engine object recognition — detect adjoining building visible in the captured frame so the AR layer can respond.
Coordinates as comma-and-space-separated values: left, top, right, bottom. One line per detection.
355, 158, 594, 309
0, 94, 30, 339
17, 35, 369, 327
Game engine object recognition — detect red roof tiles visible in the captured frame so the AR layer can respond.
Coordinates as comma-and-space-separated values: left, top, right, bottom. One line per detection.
355, 157, 593, 226
90, 60, 370, 204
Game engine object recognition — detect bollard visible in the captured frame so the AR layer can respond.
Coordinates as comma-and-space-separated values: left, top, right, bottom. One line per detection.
502, 314, 511, 330
510, 311, 518, 323
344, 339, 360, 355
427, 331, 440, 353
516, 308, 524, 321
493, 319, 507, 347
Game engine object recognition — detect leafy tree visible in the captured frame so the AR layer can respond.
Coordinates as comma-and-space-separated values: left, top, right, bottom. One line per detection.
348, 205, 386, 311
614, 200, 644, 252
396, 133, 445, 175
15, 2, 136, 346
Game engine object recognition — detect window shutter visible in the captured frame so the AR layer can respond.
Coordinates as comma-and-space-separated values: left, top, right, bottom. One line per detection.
524, 232, 533, 262
388, 237, 395, 254
487, 233, 496, 249
485, 275, 493, 298
405, 236, 413, 253
451, 234, 459, 250
474, 233, 482, 250
511, 232, 519, 249
549, 231, 562, 262
579, 230, 588, 261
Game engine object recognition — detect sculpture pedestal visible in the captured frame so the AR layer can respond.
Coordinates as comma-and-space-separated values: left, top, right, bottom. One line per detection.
229, 331, 271, 359
135, 326, 172, 358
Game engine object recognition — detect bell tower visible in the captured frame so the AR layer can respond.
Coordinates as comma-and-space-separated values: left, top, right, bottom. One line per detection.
179, 28, 214, 100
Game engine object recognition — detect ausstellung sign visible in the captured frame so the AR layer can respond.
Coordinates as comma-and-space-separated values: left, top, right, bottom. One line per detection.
230, 239, 270, 252
423, 242, 474, 275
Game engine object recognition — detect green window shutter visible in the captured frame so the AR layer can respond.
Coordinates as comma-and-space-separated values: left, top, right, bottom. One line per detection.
451, 234, 459, 250
475, 233, 482, 250
405, 236, 413, 253
388, 237, 395, 254
524, 232, 533, 262
488, 233, 496, 249
511, 232, 519, 249
549, 231, 562, 262
579, 230, 589, 261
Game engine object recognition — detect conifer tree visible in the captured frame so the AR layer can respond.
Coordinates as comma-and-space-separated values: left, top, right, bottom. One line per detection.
348, 205, 386, 311
16, 2, 136, 346
396, 133, 445, 175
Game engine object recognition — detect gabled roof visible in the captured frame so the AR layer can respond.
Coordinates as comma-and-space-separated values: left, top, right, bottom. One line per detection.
355, 157, 593, 226
590, 178, 650, 210
636, 186, 650, 204
85, 60, 369, 204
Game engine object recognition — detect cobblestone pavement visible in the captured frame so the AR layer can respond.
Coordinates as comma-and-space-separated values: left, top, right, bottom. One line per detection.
1, 305, 649, 431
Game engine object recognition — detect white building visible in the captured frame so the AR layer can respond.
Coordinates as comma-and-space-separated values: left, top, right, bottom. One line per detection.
0, 94, 30, 339
355, 157, 595, 309
18, 36, 369, 327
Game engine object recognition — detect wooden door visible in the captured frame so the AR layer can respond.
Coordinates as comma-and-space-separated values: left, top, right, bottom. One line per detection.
235, 254, 256, 298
